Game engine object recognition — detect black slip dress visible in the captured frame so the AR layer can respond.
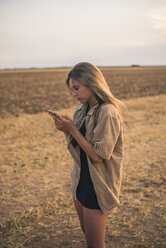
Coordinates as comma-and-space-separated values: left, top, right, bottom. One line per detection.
71, 107, 100, 210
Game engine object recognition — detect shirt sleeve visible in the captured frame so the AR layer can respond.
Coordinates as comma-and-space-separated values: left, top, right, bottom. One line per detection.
66, 106, 81, 146
92, 114, 121, 160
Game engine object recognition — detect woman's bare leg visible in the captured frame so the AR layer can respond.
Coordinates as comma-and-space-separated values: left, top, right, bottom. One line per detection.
73, 199, 107, 247
83, 207, 107, 248
73, 198, 85, 233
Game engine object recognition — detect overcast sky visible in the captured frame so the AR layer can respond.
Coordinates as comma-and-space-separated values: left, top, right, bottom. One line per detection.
0, 0, 166, 68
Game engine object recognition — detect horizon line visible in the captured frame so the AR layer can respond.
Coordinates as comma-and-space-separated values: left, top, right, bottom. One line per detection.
1, 64, 166, 71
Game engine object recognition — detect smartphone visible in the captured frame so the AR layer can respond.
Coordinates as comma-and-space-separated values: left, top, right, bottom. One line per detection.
47, 110, 59, 118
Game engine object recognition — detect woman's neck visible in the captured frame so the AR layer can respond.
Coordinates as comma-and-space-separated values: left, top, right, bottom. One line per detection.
88, 96, 98, 109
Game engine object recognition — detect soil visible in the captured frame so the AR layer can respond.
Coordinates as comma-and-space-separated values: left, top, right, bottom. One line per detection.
0, 67, 166, 247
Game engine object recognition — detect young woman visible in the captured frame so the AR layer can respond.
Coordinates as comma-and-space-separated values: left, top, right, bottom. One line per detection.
49, 62, 124, 248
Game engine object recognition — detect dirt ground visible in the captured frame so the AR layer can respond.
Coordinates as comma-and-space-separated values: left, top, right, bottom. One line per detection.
0, 66, 165, 117
0, 67, 166, 247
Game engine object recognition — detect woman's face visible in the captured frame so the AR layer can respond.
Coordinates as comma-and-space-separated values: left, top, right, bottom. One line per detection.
69, 78, 95, 105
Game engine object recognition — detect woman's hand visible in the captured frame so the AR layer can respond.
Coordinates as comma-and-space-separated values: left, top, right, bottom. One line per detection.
49, 112, 75, 133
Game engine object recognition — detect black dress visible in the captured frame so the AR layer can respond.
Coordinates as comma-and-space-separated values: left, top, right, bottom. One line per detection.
71, 108, 100, 210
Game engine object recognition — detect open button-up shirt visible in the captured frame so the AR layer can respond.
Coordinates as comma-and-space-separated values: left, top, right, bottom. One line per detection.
66, 102, 124, 216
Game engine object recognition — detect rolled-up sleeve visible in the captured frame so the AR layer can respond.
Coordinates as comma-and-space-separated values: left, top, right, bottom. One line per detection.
92, 114, 121, 160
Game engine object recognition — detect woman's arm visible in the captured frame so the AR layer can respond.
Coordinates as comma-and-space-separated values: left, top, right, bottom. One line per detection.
50, 112, 102, 163
69, 126, 103, 163
64, 131, 69, 139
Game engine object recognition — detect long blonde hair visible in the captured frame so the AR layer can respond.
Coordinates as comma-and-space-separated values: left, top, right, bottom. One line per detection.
66, 62, 124, 122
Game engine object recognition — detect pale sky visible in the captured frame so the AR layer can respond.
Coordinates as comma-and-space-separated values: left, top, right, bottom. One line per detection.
0, 0, 166, 68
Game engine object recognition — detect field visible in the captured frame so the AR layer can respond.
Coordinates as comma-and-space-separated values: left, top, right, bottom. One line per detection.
0, 66, 166, 247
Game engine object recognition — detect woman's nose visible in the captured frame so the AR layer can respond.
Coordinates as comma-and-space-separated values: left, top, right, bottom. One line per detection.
72, 91, 77, 97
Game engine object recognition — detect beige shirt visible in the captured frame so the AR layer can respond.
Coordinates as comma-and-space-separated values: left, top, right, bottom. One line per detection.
66, 102, 123, 216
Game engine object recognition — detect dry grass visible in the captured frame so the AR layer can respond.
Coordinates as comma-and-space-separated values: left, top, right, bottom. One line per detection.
0, 67, 166, 247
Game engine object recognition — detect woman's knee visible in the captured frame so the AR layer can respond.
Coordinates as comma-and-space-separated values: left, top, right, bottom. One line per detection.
86, 237, 105, 248
86, 241, 103, 248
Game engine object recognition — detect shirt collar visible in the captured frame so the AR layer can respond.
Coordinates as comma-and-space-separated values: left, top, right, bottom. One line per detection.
76, 102, 100, 117
85, 102, 100, 117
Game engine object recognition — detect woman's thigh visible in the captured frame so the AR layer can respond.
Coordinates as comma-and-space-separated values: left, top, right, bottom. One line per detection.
73, 198, 85, 232
83, 207, 107, 248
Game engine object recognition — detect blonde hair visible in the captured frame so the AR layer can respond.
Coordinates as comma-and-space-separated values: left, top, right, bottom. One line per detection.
66, 62, 124, 122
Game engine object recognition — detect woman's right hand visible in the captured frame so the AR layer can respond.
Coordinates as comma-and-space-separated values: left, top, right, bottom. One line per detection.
61, 114, 70, 120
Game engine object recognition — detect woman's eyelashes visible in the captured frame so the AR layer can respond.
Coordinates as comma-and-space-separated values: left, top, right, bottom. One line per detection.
70, 86, 79, 92
73, 86, 79, 91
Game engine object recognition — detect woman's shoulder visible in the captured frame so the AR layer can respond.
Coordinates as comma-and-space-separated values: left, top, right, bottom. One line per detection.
99, 103, 119, 119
